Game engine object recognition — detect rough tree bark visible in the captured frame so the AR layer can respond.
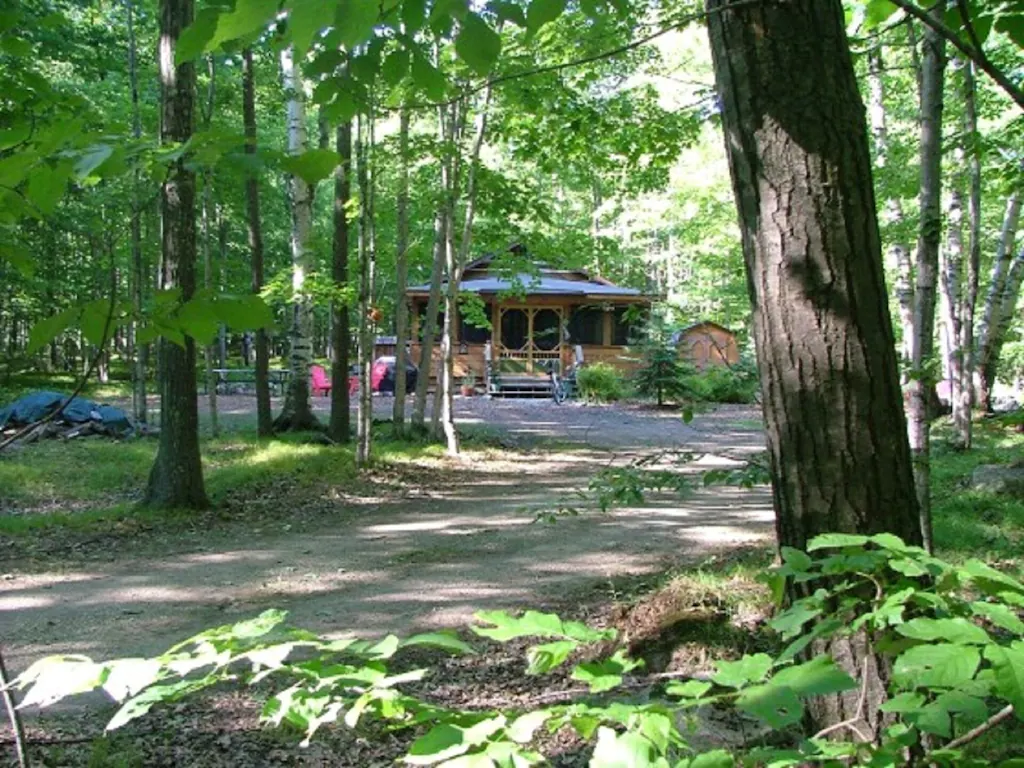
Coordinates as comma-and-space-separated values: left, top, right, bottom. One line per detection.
411, 203, 447, 431
126, 0, 147, 425
907, 6, 945, 552
275, 45, 319, 432
329, 121, 352, 443
977, 190, 1022, 411
242, 47, 272, 438
706, 0, 922, 736
355, 113, 376, 466
393, 109, 410, 438
144, 0, 208, 509
957, 59, 981, 447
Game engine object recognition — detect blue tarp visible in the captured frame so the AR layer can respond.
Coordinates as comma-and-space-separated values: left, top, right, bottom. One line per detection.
0, 391, 134, 437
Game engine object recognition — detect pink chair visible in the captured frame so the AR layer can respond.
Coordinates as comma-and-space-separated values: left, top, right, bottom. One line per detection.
310, 365, 332, 397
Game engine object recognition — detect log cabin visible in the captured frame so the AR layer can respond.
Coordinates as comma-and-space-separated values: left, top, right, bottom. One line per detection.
406, 250, 650, 396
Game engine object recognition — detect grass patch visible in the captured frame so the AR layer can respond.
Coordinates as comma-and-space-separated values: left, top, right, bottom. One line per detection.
931, 418, 1024, 567
0, 370, 133, 404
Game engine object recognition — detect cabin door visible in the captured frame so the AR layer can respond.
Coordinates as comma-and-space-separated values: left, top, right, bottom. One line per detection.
495, 305, 564, 375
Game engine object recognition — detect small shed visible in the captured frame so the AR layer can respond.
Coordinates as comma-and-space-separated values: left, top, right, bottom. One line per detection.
675, 322, 739, 369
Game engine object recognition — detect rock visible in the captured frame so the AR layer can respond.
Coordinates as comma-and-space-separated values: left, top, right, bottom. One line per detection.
971, 464, 1024, 498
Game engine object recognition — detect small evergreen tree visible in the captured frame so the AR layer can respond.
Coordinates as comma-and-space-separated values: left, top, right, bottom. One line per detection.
630, 314, 692, 407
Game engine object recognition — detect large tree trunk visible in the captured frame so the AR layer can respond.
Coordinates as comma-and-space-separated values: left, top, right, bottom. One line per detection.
907, 7, 945, 552
706, 0, 922, 736
126, 0, 147, 425
977, 191, 1021, 412
393, 110, 411, 438
144, 0, 208, 510
329, 121, 352, 443
242, 47, 272, 438
275, 45, 319, 432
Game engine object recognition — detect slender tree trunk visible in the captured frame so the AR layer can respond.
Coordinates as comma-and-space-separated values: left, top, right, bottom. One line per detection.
706, 0, 922, 735
907, 7, 945, 552
216, 201, 228, 368
393, 110, 411, 438
957, 60, 981, 446
355, 113, 375, 465
867, 46, 914, 377
329, 121, 353, 443
275, 45, 319, 431
977, 191, 1022, 411
242, 47, 272, 437
200, 56, 219, 437
144, 0, 208, 509
939, 179, 964, 427
126, 0, 147, 425
412, 206, 447, 431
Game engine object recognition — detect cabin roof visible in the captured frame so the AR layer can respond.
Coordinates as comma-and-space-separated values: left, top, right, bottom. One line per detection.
678, 321, 736, 336
407, 275, 643, 298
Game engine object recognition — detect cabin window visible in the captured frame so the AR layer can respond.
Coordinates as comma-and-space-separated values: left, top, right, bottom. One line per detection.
612, 306, 643, 346
533, 308, 561, 351
568, 307, 604, 346
500, 308, 528, 350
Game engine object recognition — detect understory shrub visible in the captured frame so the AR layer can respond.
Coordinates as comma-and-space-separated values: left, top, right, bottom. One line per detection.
682, 360, 759, 404
15, 536, 1024, 766
575, 362, 626, 403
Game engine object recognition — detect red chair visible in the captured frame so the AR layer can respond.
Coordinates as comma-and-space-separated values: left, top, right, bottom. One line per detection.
310, 364, 332, 396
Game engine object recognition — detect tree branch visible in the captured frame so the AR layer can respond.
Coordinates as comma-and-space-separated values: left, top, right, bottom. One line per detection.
941, 704, 1015, 752
888, 0, 1024, 111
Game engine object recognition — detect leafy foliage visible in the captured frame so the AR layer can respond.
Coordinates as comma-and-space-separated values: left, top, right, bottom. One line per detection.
14, 538, 1024, 766
575, 362, 626, 403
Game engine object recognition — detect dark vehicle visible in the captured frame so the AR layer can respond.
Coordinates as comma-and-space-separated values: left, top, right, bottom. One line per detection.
370, 356, 418, 395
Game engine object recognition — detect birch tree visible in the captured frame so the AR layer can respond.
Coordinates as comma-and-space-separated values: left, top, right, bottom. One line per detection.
393, 109, 411, 437
329, 121, 353, 443
275, 44, 319, 432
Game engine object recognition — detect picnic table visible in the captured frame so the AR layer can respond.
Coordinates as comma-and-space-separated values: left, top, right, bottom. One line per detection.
206, 368, 292, 397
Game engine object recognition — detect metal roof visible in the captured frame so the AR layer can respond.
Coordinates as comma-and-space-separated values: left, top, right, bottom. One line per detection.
407, 275, 643, 297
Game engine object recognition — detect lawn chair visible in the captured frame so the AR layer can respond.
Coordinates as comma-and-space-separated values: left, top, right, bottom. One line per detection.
310, 364, 332, 396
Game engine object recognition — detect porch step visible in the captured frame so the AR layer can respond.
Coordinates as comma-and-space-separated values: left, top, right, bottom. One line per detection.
489, 375, 554, 399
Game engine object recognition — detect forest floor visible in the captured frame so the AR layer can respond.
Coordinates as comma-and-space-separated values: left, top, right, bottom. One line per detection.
0, 398, 780, 766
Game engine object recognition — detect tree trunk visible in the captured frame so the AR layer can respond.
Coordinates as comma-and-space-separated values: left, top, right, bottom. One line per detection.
201, 56, 219, 438
977, 191, 1022, 411
274, 45, 319, 432
939, 179, 964, 431
242, 47, 272, 438
329, 121, 353, 443
412, 206, 447, 431
907, 7, 945, 552
393, 110, 411, 438
957, 60, 981, 447
144, 0, 208, 510
706, 0, 922, 736
867, 46, 914, 378
355, 113, 376, 466
126, 0, 147, 425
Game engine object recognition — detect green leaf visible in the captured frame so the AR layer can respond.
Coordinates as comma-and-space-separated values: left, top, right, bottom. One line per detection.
769, 603, 821, 640
666, 679, 712, 699
212, 294, 274, 330
28, 308, 78, 353
879, 692, 925, 714
401, 631, 476, 655
455, 13, 501, 76
401, 0, 427, 32
335, 0, 379, 49
712, 653, 772, 689
494, 1, 527, 26
971, 601, 1024, 635
736, 684, 803, 729
686, 751, 735, 768
984, 644, 1024, 716
525, 0, 565, 36
281, 148, 341, 185
571, 651, 641, 693
26, 160, 73, 216
995, 13, 1024, 49
472, 610, 610, 643
0, 35, 32, 57
177, 297, 220, 344
411, 53, 447, 100
381, 47, 410, 86
780, 546, 812, 572
15, 656, 107, 709
962, 560, 1024, 597
806, 533, 869, 551
893, 644, 981, 689
80, 298, 115, 347
287, 0, 327, 53
526, 640, 576, 674
0, 241, 34, 278
507, 710, 550, 743
176, 7, 220, 63
864, 0, 897, 27
74, 144, 115, 180
896, 618, 992, 645
590, 726, 656, 768
889, 558, 929, 577
770, 656, 857, 697
209, 0, 278, 49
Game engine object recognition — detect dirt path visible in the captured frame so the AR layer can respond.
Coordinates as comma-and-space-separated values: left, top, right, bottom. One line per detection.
1, 402, 772, 679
